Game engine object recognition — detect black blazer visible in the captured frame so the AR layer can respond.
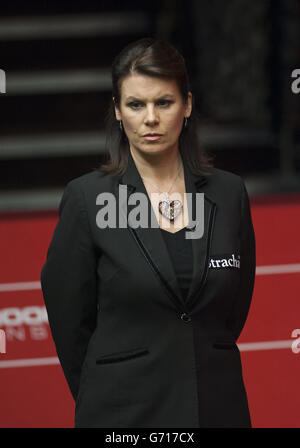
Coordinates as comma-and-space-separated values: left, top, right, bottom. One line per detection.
40, 151, 256, 428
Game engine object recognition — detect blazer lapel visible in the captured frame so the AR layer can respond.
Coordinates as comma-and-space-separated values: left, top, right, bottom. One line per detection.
183, 166, 217, 309
114, 150, 216, 314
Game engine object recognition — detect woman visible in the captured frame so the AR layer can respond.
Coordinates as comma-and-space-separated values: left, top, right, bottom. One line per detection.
41, 38, 256, 428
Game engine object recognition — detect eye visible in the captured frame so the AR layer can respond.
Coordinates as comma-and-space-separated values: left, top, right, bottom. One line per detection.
156, 99, 173, 107
127, 101, 144, 110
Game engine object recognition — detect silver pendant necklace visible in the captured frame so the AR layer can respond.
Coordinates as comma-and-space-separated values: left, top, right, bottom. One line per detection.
141, 161, 183, 222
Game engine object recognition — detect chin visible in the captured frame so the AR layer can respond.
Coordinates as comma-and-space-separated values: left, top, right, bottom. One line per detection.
132, 141, 177, 156
141, 147, 170, 156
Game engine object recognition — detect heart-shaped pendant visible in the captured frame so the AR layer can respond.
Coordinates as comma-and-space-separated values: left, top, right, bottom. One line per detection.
159, 200, 183, 222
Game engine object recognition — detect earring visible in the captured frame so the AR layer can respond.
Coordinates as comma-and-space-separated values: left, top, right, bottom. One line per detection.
119, 121, 123, 132
184, 117, 188, 128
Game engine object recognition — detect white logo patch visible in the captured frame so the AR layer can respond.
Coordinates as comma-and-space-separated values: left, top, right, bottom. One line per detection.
209, 253, 240, 269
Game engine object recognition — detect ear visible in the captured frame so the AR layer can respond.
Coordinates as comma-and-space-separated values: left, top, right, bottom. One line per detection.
185, 92, 192, 118
113, 97, 122, 121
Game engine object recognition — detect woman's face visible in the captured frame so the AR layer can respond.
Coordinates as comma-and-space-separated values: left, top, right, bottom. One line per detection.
114, 73, 192, 157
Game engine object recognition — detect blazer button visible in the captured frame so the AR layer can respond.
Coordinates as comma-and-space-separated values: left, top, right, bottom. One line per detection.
180, 313, 191, 323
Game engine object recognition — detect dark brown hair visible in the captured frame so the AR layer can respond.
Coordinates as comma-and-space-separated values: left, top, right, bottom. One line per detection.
97, 37, 214, 177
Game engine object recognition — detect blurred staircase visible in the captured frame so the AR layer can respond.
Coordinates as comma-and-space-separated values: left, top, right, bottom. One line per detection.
0, 1, 162, 209
0, 1, 299, 211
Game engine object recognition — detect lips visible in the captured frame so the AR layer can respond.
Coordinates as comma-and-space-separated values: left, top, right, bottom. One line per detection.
143, 133, 162, 141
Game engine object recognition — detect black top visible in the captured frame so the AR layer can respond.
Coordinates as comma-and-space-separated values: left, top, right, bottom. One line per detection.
160, 227, 193, 302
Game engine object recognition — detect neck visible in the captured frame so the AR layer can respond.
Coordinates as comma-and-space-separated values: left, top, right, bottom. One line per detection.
130, 147, 183, 185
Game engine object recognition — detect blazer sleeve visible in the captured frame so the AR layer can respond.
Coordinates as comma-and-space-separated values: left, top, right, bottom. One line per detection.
227, 179, 256, 341
40, 180, 98, 401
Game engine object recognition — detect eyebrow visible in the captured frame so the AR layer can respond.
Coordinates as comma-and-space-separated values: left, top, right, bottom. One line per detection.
125, 94, 176, 102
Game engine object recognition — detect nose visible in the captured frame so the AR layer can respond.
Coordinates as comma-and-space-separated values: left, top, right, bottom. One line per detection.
144, 104, 159, 126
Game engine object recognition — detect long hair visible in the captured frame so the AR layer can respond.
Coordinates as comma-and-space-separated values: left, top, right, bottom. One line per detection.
97, 37, 214, 177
